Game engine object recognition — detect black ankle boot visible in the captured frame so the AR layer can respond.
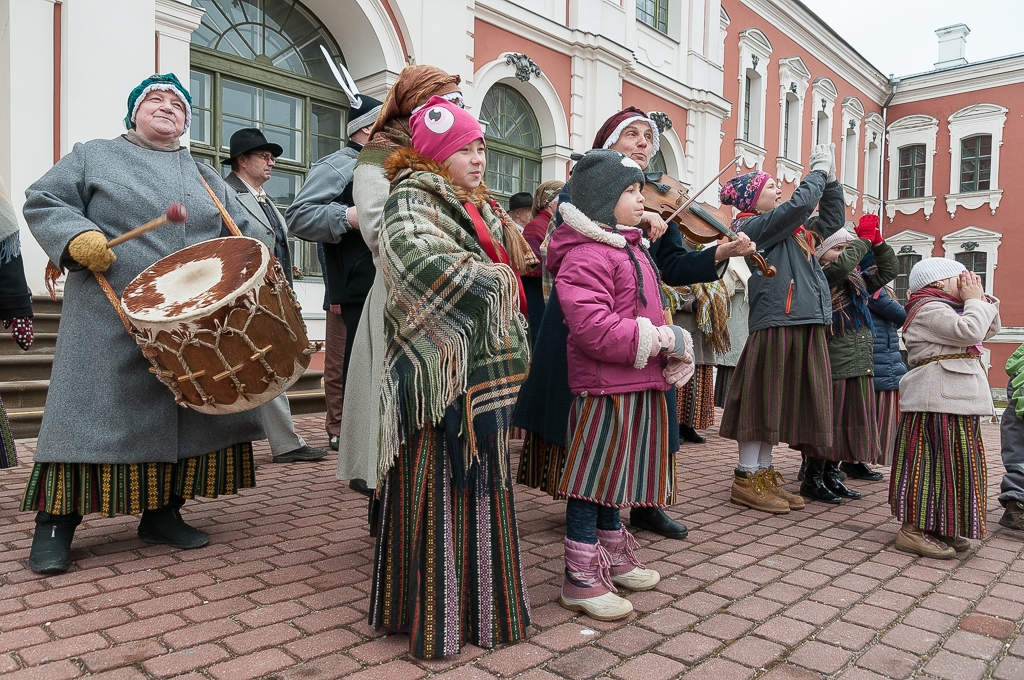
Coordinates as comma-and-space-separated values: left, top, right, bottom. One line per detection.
823, 461, 862, 499
629, 506, 688, 539
679, 425, 706, 444
138, 496, 210, 549
839, 461, 884, 481
799, 457, 842, 504
367, 496, 380, 538
797, 455, 807, 481
28, 512, 82, 574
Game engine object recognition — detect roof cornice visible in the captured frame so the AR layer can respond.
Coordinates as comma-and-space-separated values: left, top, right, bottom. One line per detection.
890, 54, 1024, 105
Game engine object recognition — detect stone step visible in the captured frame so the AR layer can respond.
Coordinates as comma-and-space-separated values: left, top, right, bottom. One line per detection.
0, 355, 53, 382
30, 295, 63, 315
0, 379, 49, 408
29, 313, 61, 335
286, 389, 327, 416
0, 332, 58, 355
7, 406, 46, 440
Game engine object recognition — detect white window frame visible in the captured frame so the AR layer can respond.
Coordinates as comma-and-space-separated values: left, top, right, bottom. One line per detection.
840, 97, 864, 209
885, 114, 939, 223
942, 226, 1001, 296
862, 112, 884, 215
734, 28, 772, 171
945, 103, 1007, 218
810, 77, 837, 148
775, 56, 810, 185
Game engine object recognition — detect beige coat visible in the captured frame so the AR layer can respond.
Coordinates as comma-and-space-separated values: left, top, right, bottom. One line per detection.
900, 297, 1001, 415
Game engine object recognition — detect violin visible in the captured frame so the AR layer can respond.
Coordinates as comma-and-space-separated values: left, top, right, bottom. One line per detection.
642, 171, 776, 278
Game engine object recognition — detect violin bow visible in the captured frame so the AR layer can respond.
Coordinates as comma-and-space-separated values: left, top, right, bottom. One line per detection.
662, 156, 741, 227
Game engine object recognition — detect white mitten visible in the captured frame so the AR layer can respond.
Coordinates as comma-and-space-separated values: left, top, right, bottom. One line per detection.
808, 144, 831, 175
826, 142, 838, 183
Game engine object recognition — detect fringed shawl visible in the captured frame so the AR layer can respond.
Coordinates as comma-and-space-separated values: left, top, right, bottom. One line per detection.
829, 268, 872, 338
377, 148, 530, 490
0, 175, 22, 265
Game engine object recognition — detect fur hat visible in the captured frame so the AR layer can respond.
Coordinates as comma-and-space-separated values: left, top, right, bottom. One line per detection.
409, 95, 484, 163
125, 73, 192, 135
593, 106, 660, 155
567, 149, 645, 227
908, 257, 967, 294
720, 171, 772, 213
814, 227, 855, 261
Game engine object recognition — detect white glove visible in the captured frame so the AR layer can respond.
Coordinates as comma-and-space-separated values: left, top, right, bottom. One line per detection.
809, 144, 831, 175
663, 353, 695, 388
826, 142, 837, 183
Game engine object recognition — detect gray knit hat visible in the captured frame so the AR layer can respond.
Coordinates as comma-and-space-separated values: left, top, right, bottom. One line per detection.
568, 149, 645, 226
908, 257, 966, 294
814, 227, 855, 261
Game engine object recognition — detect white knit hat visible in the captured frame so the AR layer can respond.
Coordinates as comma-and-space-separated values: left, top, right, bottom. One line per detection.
814, 227, 855, 261
908, 257, 967, 294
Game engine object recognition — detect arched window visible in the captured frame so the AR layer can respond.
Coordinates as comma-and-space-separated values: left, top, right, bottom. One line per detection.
480, 84, 542, 201
189, 0, 349, 276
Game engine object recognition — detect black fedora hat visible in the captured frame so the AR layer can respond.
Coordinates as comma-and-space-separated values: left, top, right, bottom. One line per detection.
223, 127, 284, 165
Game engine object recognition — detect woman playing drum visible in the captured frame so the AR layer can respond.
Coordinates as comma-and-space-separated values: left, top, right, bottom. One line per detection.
20, 73, 265, 574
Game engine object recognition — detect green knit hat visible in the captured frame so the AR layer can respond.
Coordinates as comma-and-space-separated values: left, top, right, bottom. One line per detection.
124, 73, 192, 135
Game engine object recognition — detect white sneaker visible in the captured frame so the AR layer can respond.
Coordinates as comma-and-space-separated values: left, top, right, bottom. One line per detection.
559, 590, 633, 621
611, 566, 660, 591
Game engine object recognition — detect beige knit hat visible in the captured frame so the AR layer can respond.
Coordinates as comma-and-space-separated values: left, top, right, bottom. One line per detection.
814, 227, 855, 261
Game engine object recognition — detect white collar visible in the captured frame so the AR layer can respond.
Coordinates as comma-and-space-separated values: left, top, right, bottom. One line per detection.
237, 175, 268, 202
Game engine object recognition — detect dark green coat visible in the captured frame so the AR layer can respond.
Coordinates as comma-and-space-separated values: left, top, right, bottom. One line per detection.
823, 238, 898, 380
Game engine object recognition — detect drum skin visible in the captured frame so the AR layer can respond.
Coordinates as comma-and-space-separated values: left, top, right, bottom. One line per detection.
122, 236, 317, 414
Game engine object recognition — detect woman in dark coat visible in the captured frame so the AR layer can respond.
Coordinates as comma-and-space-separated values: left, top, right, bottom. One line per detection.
865, 279, 907, 468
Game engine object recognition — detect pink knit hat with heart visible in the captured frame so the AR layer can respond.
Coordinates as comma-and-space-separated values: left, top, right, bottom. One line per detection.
410, 96, 485, 163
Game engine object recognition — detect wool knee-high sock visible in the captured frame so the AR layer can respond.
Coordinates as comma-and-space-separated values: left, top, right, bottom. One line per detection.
738, 441, 761, 473
757, 442, 774, 469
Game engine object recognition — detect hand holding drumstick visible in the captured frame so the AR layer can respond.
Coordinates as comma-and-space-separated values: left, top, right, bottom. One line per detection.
68, 203, 188, 272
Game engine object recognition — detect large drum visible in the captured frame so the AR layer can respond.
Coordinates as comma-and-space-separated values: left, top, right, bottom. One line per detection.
121, 236, 318, 414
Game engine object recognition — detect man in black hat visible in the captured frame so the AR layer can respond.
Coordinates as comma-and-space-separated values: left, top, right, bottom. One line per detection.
224, 128, 328, 464
286, 93, 383, 490
507, 191, 533, 229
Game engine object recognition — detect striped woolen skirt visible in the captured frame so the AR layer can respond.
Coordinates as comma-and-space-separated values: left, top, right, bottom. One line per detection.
20, 443, 256, 517
796, 376, 881, 463
558, 389, 672, 508
888, 412, 986, 539
516, 433, 567, 498
0, 395, 16, 469
678, 365, 715, 430
719, 324, 833, 446
875, 390, 901, 466
713, 366, 735, 409
370, 424, 530, 659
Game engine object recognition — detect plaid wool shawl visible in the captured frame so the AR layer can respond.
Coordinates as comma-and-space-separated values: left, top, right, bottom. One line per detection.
377, 149, 530, 488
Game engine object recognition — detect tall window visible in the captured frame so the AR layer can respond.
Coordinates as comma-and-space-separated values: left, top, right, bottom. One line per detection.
814, 111, 828, 145
898, 144, 926, 199
782, 95, 797, 159
894, 253, 921, 303
636, 0, 669, 33
959, 134, 992, 193
865, 139, 881, 198
743, 75, 752, 142
956, 250, 987, 289
189, 0, 349, 277
480, 84, 542, 201
843, 126, 857, 188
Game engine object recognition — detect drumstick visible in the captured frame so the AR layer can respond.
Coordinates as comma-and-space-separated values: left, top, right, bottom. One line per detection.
107, 203, 188, 248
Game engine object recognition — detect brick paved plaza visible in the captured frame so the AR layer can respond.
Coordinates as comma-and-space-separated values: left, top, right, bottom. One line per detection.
1, 413, 1022, 679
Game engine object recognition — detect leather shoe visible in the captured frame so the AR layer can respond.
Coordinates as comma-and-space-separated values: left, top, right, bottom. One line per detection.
629, 506, 688, 539
138, 498, 210, 549
28, 512, 82, 574
823, 461, 862, 499
800, 457, 842, 504
679, 425, 706, 444
840, 461, 883, 481
999, 500, 1024, 530
349, 478, 373, 497
272, 444, 328, 463
329, 435, 339, 451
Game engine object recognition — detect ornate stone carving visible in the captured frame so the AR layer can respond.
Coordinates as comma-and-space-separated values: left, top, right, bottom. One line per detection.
649, 112, 673, 133
962, 241, 980, 251
505, 53, 541, 82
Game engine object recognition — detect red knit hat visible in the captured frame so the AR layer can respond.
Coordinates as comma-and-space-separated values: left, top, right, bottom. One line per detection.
592, 106, 660, 154
410, 96, 485, 163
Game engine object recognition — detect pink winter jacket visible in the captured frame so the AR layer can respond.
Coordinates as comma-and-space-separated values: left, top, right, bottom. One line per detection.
548, 202, 673, 396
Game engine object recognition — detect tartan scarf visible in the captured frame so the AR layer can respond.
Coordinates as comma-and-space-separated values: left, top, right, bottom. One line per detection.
377, 147, 530, 490
672, 281, 731, 354
828, 267, 873, 338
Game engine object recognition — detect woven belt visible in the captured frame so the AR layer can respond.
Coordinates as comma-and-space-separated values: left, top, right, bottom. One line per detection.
913, 352, 980, 368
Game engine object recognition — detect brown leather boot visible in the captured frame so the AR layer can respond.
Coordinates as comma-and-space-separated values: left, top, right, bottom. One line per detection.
930, 533, 970, 552
894, 524, 955, 559
730, 469, 790, 514
765, 466, 805, 510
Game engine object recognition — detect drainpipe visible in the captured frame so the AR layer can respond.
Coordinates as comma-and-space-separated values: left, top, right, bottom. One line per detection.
879, 76, 899, 227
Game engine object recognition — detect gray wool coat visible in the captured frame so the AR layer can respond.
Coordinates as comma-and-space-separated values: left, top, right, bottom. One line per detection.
24, 137, 266, 465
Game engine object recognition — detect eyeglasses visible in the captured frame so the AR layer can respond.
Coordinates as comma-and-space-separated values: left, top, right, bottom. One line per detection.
248, 151, 276, 163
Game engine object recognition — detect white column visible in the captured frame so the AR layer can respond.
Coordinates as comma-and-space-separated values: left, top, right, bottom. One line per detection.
155, 0, 203, 81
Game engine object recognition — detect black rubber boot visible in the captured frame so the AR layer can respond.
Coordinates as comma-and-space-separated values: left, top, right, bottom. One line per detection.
679, 425, 706, 444
138, 495, 210, 549
823, 461, 862, 499
797, 454, 807, 481
629, 506, 688, 539
800, 457, 842, 504
28, 512, 82, 574
839, 461, 884, 481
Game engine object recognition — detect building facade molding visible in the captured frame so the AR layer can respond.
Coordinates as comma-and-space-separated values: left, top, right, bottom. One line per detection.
885, 113, 939, 222
776, 56, 809, 176
944, 102, 1008, 218
885, 228, 936, 257
889, 53, 1024, 105
840, 95, 864, 191
941, 225, 1002, 295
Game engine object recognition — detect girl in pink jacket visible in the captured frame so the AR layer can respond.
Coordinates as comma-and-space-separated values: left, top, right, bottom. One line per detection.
547, 149, 694, 621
